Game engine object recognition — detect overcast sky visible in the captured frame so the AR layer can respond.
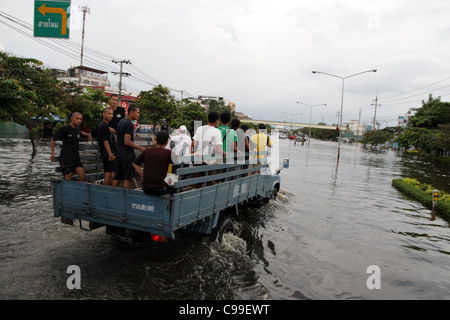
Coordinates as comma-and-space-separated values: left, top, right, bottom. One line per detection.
1, 0, 450, 127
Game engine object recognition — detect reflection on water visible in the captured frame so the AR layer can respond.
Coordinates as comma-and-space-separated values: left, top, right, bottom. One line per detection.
0, 138, 449, 300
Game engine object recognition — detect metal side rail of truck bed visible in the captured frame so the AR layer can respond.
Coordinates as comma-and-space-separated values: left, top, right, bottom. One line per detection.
52, 151, 289, 243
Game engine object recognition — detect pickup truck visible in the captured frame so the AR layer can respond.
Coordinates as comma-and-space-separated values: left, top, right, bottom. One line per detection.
52, 140, 289, 243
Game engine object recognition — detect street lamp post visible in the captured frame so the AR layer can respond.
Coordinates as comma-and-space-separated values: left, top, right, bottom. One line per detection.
312, 69, 377, 159
296, 102, 326, 145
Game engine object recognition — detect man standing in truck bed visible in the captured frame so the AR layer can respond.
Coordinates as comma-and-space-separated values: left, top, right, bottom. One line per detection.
113, 104, 145, 189
94, 107, 117, 186
108, 94, 126, 133
251, 123, 272, 171
50, 112, 92, 181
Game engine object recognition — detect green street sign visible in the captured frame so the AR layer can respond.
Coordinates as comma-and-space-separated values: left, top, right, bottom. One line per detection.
34, 0, 71, 39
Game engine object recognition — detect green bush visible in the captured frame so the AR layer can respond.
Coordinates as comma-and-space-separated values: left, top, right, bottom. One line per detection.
392, 178, 450, 221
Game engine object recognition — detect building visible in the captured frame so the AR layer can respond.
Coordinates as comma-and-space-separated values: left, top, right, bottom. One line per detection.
52, 65, 111, 88
198, 95, 225, 103
187, 95, 238, 112
52, 65, 139, 111
398, 115, 408, 127
235, 112, 252, 120
345, 120, 367, 140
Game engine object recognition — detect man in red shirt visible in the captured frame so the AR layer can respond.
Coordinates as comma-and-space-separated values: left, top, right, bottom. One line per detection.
133, 130, 176, 196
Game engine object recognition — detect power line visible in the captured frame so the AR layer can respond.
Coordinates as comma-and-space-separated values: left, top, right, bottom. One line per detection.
112, 59, 131, 104
0, 15, 117, 73
0, 10, 197, 98
379, 77, 450, 103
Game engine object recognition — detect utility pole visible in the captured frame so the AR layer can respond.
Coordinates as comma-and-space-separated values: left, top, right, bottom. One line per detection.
372, 94, 379, 131
78, 5, 90, 86
112, 60, 131, 107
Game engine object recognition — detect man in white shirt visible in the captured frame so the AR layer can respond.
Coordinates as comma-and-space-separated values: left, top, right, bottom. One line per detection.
192, 111, 224, 165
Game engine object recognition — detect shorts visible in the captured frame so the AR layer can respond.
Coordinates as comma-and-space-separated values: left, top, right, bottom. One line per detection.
114, 153, 136, 180
60, 160, 83, 176
100, 150, 115, 172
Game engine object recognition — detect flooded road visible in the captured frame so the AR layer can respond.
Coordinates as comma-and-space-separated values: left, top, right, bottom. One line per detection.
0, 137, 449, 300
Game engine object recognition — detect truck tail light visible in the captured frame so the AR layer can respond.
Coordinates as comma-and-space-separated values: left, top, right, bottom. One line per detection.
151, 234, 168, 243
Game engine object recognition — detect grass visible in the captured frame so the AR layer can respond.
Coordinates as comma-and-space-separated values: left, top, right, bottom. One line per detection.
392, 178, 450, 221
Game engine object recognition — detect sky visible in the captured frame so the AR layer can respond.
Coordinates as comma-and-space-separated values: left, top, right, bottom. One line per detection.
1, 0, 450, 127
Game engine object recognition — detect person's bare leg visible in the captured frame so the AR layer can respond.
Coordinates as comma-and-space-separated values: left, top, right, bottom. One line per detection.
123, 179, 132, 189
75, 167, 86, 182
104, 172, 112, 186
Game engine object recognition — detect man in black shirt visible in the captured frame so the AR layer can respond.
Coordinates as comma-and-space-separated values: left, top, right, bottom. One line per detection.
108, 94, 126, 133
51, 112, 91, 181
113, 104, 145, 189
94, 107, 117, 186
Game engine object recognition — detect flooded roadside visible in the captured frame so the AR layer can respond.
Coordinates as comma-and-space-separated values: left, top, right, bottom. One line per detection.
0, 138, 449, 300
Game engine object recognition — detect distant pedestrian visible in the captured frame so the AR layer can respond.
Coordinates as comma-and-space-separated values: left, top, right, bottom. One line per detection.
51, 112, 92, 181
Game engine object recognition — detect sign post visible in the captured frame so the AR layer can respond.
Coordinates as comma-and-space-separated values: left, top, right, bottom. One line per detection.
34, 0, 71, 39
431, 189, 439, 220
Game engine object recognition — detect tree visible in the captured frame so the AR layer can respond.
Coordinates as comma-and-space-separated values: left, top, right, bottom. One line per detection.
137, 85, 178, 127
360, 130, 392, 150
0, 52, 68, 156
297, 125, 339, 141
172, 101, 207, 129
396, 95, 450, 158
62, 87, 108, 131
205, 99, 235, 117
409, 95, 450, 129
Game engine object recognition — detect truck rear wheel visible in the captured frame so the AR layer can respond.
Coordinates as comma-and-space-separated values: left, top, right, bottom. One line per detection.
270, 187, 278, 200
210, 217, 234, 243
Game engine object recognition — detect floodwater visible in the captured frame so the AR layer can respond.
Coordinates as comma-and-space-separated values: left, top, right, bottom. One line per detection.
0, 137, 449, 300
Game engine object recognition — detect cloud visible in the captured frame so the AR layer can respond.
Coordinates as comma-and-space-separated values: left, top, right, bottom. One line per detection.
1, 0, 450, 126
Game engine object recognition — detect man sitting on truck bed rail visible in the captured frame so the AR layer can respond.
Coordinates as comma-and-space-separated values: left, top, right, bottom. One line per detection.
133, 130, 177, 196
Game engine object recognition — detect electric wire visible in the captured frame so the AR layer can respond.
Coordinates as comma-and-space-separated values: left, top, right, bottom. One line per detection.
379, 77, 450, 105
0, 10, 198, 98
